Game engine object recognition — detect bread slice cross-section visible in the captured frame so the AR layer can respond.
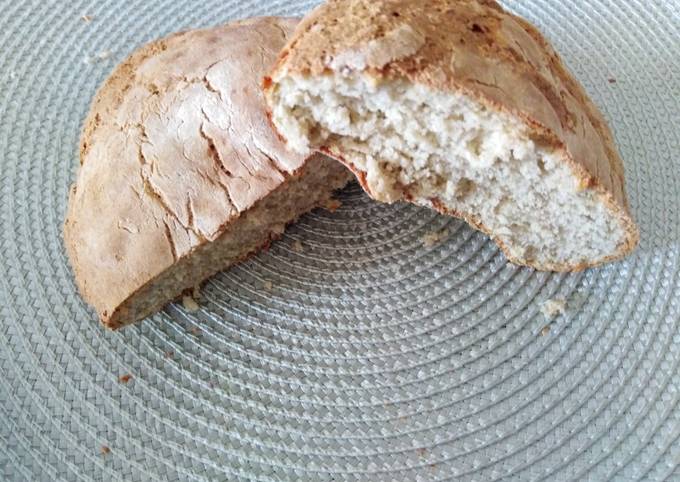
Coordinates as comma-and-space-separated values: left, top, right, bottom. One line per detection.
264, 0, 639, 271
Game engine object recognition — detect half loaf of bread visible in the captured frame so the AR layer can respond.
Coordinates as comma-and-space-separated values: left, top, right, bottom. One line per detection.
264, 0, 639, 271
64, 17, 351, 328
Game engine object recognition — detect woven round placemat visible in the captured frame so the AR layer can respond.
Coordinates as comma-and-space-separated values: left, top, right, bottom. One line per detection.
1, 0, 679, 480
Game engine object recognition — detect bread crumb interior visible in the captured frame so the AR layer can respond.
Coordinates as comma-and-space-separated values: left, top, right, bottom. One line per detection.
270, 73, 626, 268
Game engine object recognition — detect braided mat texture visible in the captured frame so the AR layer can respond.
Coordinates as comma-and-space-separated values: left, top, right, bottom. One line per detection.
1, 0, 679, 480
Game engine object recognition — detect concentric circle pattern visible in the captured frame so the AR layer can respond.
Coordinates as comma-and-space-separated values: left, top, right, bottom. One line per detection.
0, 0, 679, 480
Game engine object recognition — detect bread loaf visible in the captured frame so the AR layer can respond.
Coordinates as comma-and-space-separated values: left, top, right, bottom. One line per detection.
64, 17, 351, 328
264, 0, 639, 271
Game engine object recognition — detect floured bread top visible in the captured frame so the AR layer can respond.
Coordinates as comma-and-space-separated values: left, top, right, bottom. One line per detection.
65, 17, 305, 319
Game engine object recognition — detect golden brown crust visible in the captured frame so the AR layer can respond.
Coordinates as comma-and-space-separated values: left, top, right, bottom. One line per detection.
65, 17, 326, 324
265, 0, 639, 270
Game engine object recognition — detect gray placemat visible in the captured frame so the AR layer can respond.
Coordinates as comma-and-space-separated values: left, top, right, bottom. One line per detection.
1, 0, 679, 480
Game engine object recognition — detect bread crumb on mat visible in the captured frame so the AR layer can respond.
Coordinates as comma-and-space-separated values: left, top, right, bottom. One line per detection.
541, 298, 567, 319
292, 240, 304, 253
422, 229, 448, 247
100, 445, 110, 455
118, 374, 132, 384
540, 325, 551, 336
182, 295, 200, 312
81, 14, 94, 23
263, 280, 273, 291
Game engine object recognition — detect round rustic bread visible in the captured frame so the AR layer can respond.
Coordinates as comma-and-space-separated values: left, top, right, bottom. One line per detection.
264, 0, 639, 271
64, 17, 351, 328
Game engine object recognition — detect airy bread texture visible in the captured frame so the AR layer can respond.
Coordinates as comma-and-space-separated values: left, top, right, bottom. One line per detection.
64, 17, 351, 328
264, 0, 639, 271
